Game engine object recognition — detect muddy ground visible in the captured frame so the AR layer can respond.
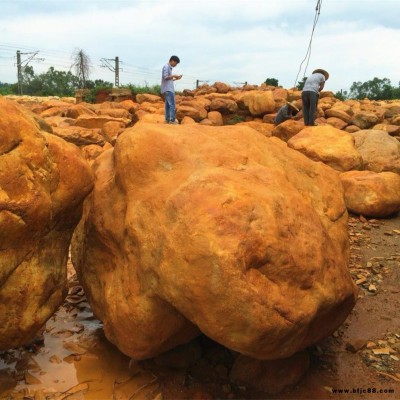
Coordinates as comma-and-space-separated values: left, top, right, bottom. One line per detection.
0, 214, 399, 400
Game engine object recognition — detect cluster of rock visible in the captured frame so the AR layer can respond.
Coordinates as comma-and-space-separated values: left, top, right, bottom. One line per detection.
1, 80, 399, 393
7, 82, 400, 219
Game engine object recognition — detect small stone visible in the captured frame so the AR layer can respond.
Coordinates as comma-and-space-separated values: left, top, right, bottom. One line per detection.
384, 231, 394, 236
356, 277, 367, 285
390, 355, 399, 361
368, 284, 377, 292
393, 230, 400, 235
372, 348, 391, 355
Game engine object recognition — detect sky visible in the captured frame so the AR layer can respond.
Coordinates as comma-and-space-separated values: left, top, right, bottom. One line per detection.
0, 0, 399, 93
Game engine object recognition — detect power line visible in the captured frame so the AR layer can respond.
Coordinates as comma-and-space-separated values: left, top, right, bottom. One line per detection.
293, 0, 322, 88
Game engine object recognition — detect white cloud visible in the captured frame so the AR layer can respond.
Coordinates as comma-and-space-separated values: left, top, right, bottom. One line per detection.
0, 0, 399, 92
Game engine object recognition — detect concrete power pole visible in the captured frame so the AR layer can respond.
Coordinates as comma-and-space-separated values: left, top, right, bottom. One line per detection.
15, 50, 44, 95
100, 57, 121, 87
16, 50, 22, 95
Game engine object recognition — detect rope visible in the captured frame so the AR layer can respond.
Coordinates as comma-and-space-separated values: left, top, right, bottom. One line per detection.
293, 0, 322, 88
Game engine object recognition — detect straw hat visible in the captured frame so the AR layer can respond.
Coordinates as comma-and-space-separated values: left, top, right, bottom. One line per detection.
312, 68, 329, 80
286, 101, 300, 112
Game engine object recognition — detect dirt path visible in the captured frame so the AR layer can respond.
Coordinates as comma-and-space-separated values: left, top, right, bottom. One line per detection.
0, 214, 399, 400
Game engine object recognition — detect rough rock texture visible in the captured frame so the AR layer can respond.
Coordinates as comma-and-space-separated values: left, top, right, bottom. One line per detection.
351, 129, 400, 173
340, 170, 400, 217
0, 97, 93, 350
230, 350, 310, 394
272, 119, 304, 142
72, 122, 357, 361
243, 91, 275, 116
52, 126, 105, 147
287, 125, 363, 172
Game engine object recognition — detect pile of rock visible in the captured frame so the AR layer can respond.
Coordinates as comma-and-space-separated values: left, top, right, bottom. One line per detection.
1, 79, 400, 394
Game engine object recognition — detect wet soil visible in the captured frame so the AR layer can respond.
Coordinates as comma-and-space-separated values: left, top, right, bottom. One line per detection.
0, 214, 399, 400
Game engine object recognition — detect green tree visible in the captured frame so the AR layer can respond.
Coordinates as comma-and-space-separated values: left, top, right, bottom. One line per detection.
265, 78, 279, 87
349, 77, 394, 100
296, 77, 307, 90
0, 82, 17, 95
23, 67, 80, 96
335, 89, 348, 101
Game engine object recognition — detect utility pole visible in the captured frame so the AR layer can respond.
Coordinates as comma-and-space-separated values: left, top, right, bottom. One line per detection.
16, 51, 22, 95
15, 50, 44, 95
100, 57, 121, 87
196, 79, 209, 88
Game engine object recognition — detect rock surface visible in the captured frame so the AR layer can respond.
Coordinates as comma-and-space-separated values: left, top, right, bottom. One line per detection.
72, 122, 357, 360
0, 97, 93, 350
340, 170, 400, 217
287, 125, 363, 172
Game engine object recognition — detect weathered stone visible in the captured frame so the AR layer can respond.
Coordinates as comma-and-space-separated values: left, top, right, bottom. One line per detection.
65, 104, 97, 119
136, 93, 162, 104
243, 91, 275, 116
351, 112, 379, 129
0, 97, 93, 350
101, 121, 126, 144
351, 129, 400, 173
72, 122, 356, 361
213, 82, 231, 94
74, 115, 131, 129
43, 116, 75, 128
340, 170, 400, 217
177, 105, 208, 121
272, 119, 304, 142
287, 125, 362, 171
181, 116, 196, 125
373, 124, 400, 136
326, 117, 348, 130
95, 108, 131, 119
209, 98, 238, 114
52, 126, 105, 146
207, 111, 223, 126
325, 106, 352, 123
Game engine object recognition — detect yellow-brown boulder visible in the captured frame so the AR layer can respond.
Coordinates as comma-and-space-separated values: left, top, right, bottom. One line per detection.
0, 97, 93, 350
72, 122, 357, 361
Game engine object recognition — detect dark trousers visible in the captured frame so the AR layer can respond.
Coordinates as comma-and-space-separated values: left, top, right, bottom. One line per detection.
301, 91, 319, 126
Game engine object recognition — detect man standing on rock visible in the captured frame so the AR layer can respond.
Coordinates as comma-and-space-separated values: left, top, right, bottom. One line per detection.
161, 55, 182, 124
301, 68, 329, 126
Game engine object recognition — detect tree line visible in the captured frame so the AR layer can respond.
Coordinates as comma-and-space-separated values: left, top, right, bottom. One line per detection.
0, 63, 398, 101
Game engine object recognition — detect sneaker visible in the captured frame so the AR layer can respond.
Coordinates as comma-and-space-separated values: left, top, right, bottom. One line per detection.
169, 120, 179, 125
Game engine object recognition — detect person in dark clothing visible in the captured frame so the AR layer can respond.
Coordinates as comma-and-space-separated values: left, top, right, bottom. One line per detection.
274, 101, 300, 125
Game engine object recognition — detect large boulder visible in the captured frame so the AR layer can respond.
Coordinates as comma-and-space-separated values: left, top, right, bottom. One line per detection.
287, 125, 362, 172
243, 91, 275, 116
351, 129, 400, 173
72, 122, 357, 361
0, 97, 93, 350
340, 170, 400, 217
